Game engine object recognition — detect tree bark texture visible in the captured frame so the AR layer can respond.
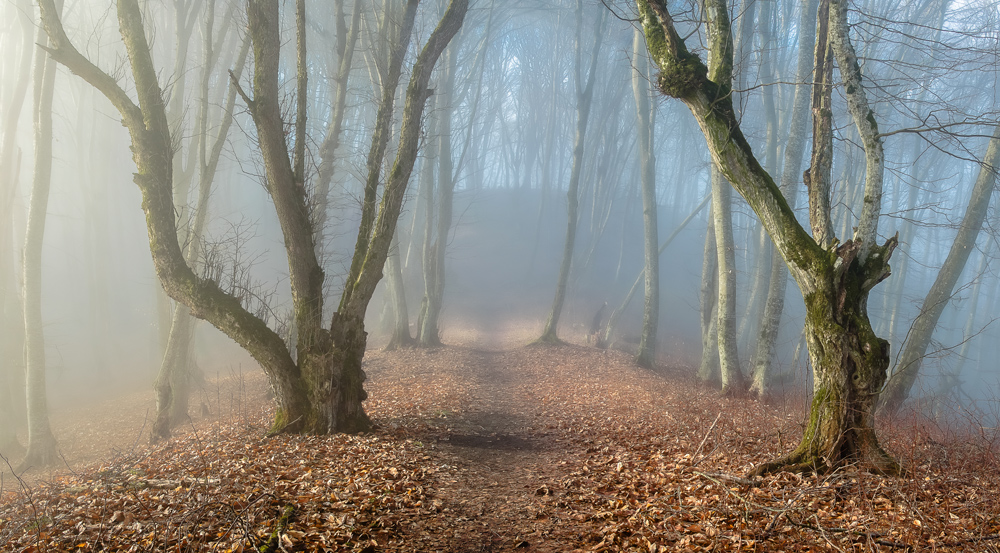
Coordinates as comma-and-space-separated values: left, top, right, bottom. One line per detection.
638, 0, 901, 475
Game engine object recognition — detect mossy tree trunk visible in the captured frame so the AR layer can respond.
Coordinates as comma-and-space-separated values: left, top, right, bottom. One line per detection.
637, 0, 901, 475
37, 0, 467, 435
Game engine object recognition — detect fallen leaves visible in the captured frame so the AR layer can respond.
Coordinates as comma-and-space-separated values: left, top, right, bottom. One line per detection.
2, 341, 999, 551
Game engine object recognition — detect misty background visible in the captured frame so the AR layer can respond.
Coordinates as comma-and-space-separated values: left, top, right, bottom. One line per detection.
2, 0, 999, 426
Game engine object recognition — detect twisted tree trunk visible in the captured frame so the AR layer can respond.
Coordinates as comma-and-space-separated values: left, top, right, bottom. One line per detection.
638, 0, 901, 475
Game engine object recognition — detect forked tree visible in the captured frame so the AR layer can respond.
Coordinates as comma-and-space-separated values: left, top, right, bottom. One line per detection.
37, 0, 467, 435
636, 0, 902, 475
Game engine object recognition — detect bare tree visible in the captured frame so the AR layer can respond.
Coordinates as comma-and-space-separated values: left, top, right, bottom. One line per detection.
0, 0, 34, 457
880, 124, 1000, 415
538, 0, 606, 343
637, 0, 902, 475
37, 0, 468, 435
20, 0, 62, 470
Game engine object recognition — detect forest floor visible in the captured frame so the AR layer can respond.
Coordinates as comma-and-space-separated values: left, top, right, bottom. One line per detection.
2, 331, 1000, 552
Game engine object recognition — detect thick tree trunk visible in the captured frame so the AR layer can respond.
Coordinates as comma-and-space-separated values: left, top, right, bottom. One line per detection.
38, 0, 466, 436
880, 125, 1000, 415
637, 0, 900, 475
20, 9, 61, 471
753, 244, 900, 476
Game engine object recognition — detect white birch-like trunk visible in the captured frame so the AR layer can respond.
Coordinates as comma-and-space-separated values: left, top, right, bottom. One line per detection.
20, 5, 61, 470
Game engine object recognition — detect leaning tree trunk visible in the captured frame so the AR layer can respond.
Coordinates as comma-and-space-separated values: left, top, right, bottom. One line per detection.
20, 7, 61, 471
879, 124, 1000, 415
638, 0, 902, 475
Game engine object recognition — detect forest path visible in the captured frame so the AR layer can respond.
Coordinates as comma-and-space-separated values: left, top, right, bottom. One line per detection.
363, 342, 721, 551
4, 338, 991, 552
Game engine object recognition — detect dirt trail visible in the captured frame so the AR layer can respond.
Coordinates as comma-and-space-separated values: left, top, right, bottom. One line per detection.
362, 343, 704, 551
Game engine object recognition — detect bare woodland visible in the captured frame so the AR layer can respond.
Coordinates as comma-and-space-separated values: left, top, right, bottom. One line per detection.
3, 0, 1000, 550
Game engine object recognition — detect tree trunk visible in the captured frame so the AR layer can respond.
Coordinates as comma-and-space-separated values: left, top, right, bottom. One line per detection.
0, 0, 34, 457
750, 0, 819, 398
880, 124, 1000, 415
638, 0, 901, 475
698, 213, 720, 384
20, 7, 61, 471
418, 44, 458, 347
38, 0, 467, 436
633, 30, 659, 368
754, 253, 899, 475
384, 231, 414, 350
538, 2, 604, 344
712, 166, 746, 395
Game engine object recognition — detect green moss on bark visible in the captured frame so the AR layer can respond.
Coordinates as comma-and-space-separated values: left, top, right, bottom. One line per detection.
656, 55, 708, 99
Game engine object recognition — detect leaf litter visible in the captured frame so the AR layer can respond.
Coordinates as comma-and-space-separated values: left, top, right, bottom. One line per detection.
2, 340, 999, 552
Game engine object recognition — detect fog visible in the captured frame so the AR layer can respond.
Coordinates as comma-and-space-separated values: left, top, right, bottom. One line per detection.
2, 0, 1000, 450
